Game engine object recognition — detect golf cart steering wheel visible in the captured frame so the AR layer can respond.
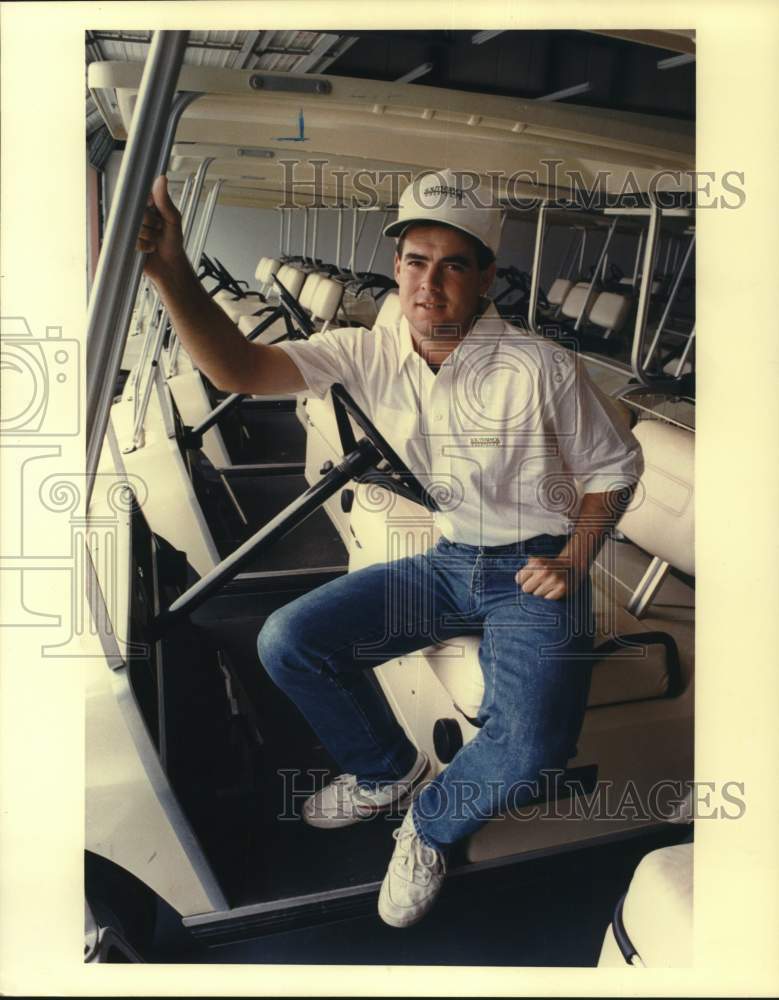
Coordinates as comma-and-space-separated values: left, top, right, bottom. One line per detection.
329, 385, 439, 513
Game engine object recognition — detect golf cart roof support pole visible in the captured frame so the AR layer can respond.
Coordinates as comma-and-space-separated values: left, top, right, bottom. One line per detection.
672, 238, 681, 273
673, 324, 696, 377
643, 231, 696, 368
191, 177, 222, 274
365, 210, 388, 275
335, 205, 343, 271
302, 206, 310, 265
285, 207, 292, 257
578, 230, 587, 276
158, 156, 214, 372
350, 208, 359, 279
664, 234, 673, 273
187, 174, 220, 269
165, 162, 214, 376
559, 230, 578, 282
168, 177, 223, 375
632, 227, 645, 285
564, 230, 583, 281
130, 274, 151, 339
278, 206, 284, 255
131, 153, 212, 448
129, 166, 194, 405
350, 209, 369, 281
181, 157, 215, 253
93, 71, 195, 417
311, 206, 319, 265
575, 218, 617, 332
528, 200, 548, 334
86, 31, 192, 506
629, 200, 661, 386
153, 438, 383, 634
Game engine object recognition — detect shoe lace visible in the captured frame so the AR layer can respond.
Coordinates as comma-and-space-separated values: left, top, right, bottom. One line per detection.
391, 825, 444, 885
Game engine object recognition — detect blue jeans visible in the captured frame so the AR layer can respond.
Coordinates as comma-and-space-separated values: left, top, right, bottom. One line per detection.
257, 534, 595, 854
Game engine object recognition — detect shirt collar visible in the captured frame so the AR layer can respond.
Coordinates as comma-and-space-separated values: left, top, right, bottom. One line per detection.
395, 299, 506, 374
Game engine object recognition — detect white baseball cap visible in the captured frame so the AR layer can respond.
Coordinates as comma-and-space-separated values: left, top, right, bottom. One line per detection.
384, 168, 502, 257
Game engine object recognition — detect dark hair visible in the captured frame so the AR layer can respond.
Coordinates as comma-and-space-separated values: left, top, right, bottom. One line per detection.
395, 223, 496, 271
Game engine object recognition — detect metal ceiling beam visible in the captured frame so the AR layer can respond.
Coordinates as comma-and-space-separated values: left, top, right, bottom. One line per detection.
538, 82, 591, 102
657, 53, 696, 70
316, 35, 359, 73
294, 33, 340, 73
472, 30, 504, 45
232, 30, 261, 69
590, 29, 696, 55
396, 62, 434, 84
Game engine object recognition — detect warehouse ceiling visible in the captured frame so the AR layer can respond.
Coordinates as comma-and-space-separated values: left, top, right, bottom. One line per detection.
85, 28, 694, 169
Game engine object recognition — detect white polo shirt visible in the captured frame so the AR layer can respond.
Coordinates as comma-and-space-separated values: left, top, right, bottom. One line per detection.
276, 303, 643, 546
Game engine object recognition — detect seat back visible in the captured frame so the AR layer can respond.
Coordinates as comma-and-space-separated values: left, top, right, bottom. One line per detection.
547, 277, 573, 307
276, 264, 305, 300
255, 256, 281, 284
618, 419, 694, 576
561, 282, 596, 322
588, 291, 631, 335
310, 277, 344, 323
298, 273, 323, 313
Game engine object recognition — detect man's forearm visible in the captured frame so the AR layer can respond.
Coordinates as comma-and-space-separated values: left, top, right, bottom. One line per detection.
560, 488, 633, 580
152, 259, 256, 392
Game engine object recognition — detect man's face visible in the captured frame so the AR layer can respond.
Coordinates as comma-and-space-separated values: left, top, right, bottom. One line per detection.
394, 224, 496, 343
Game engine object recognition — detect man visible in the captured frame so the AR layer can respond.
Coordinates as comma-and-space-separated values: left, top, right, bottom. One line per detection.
138, 168, 643, 928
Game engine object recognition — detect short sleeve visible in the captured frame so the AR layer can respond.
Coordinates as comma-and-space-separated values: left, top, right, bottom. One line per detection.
548, 354, 644, 494
274, 326, 365, 400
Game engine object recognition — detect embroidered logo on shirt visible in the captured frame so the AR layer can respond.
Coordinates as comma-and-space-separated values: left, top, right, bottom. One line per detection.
469, 435, 501, 447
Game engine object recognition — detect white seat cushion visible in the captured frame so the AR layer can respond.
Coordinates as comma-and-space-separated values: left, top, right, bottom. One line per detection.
620, 843, 692, 966
275, 265, 305, 300
237, 311, 288, 341
421, 599, 679, 720
560, 282, 596, 322
347, 483, 689, 718
589, 291, 631, 333
298, 273, 322, 313
310, 277, 344, 322
219, 296, 264, 323
619, 420, 695, 576
547, 277, 573, 307
255, 256, 281, 284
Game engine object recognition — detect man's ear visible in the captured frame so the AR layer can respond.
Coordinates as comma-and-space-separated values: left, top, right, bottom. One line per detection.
480, 260, 497, 295
393, 251, 402, 283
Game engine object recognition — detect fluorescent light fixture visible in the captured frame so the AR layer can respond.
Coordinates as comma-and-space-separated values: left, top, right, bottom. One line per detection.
396, 62, 434, 84
657, 52, 696, 70
236, 148, 275, 158
538, 82, 591, 102
472, 30, 504, 45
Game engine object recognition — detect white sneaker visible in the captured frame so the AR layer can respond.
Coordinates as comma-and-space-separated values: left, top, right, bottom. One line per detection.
302, 751, 429, 829
378, 808, 446, 928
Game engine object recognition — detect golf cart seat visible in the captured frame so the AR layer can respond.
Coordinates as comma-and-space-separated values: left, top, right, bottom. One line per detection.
547, 277, 573, 308
598, 842, 693, 967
